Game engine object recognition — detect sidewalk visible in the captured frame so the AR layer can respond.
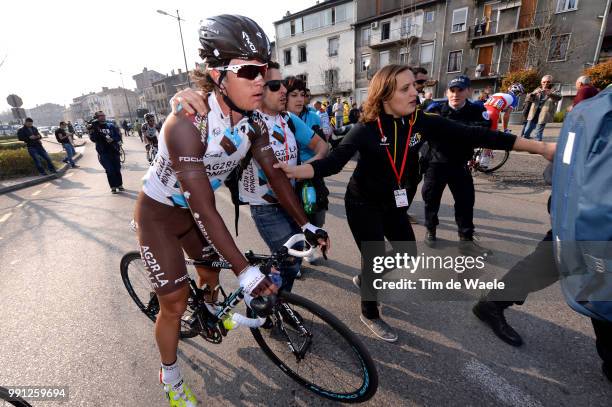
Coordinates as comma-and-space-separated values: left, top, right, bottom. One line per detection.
0, 139, 86, 195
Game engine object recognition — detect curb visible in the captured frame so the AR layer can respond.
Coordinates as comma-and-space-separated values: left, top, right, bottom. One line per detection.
0, 152, 83, 195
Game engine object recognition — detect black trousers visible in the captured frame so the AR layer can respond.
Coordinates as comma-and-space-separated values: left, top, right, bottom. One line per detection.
421, 162, 475, 237
345, 198, 416, 319
98, 151, 123, 188
487, 230, 612, 368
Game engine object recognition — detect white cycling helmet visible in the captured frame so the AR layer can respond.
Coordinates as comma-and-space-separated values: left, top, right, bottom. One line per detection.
509, 83, 525, 95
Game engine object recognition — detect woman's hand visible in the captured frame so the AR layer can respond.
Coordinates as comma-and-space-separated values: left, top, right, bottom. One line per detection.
273, 162, 315, 179
170, 89, 209, 116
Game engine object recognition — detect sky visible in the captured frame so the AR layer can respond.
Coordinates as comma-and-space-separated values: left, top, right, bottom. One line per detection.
0, 0, 316, 111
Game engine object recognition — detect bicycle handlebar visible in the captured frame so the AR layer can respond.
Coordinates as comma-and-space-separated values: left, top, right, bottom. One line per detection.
282, 234, 316, 258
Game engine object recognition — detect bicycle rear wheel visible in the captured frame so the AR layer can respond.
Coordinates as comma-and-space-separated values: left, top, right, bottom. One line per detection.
475, 149, 510, 173
120, 251, 197, 338
248, 291, 378, 403
119, 147, 126, 163
0, 387, 32, 407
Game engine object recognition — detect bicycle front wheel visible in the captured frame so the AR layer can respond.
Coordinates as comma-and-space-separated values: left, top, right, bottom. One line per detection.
119, 147, 126, 163
476, 149, 510, 173
120, 251, 197, 338
248, 291, 378, 403
0, 387, 32, 407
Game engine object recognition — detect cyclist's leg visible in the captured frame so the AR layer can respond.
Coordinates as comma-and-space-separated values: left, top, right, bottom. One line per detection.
179, 224, 221, 301
481, 107, 500, 167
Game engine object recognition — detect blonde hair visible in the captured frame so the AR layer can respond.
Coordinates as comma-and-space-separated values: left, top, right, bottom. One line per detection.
361, 64, 412, 122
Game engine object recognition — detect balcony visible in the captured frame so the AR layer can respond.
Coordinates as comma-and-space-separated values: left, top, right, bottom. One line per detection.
468, 11, 551, 44
466, 64, 500, 81
368, 25, 421, 48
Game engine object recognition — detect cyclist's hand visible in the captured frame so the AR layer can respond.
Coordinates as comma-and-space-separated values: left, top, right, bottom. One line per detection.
302, 223, 331, 259
238, 266, 278, 296
170, 89, 209, 116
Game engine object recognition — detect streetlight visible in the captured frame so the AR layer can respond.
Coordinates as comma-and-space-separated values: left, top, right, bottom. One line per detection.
157, 9, 192, 87
109, 69, 134, 124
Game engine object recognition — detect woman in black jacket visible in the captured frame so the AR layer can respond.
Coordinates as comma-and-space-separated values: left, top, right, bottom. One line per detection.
275, 64, 556, 342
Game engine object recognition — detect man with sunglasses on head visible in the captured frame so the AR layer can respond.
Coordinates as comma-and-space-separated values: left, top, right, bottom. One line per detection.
239, 61, 328, 291
133, 15, 329, 407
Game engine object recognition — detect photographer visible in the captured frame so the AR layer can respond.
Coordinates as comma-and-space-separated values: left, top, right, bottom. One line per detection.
88, 111, 124, 193
523, 75, 561, 141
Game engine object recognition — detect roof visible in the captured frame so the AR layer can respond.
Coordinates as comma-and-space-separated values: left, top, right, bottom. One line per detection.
274, 0, 352, 25
353, 0, 438, 26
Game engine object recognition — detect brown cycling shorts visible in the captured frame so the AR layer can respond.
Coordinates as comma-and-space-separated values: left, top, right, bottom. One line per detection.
133, 192, 217, 296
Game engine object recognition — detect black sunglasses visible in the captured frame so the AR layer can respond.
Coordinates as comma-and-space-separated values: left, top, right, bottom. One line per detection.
265, 80, 285, 92
213, 63, 268, 80
415, 79, 427, 85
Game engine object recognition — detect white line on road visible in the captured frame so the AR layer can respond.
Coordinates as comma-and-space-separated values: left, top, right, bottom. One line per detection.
16, 202, 26, 208
42, 183, 51, 189
32, 190, 42, 196
0, 212, 13, 223
462, 359, 543, 407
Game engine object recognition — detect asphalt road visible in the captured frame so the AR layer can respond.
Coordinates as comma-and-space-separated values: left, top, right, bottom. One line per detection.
0, 135, 610, 406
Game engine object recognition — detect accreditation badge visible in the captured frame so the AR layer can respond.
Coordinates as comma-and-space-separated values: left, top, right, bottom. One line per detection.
394, 189, 409, 208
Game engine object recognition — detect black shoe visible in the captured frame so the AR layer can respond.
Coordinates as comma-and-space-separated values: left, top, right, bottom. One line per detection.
424, 229, 437, 247
118, 186, 125, 191
111, 188, 118, 194
459, 235, 492, 256
473, 301, 523, 347
603, 362, 612, 383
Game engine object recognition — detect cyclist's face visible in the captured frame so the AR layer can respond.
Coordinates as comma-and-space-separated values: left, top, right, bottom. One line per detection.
219, 58, 266, 111
286, 90, 305, 115
384, 69, 419, 118
447, 87, 469, 108
262, 69, 287, 114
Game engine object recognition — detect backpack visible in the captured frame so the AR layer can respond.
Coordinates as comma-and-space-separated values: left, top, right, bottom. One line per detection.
223, 114, 298, 236
551, 88, 612, 321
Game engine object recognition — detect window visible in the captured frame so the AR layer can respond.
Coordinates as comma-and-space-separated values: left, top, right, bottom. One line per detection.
334, 3, 351, 23
447, 50, 463, 72
451, 7, 468, 33
284, 49, 292, 66
296, 74, 308, 88
360, 53, 371, 72
328, 37, 339, 57
298, 45, 307, 63
556, 0, 578, 13
548, 34, 571, 61
399, 47, 408, 64
420, 42, 434, 64
304, 12, 322, 31
402, 15, 414, 37
379, 50, 390, 67
278, 22, 291, 39
426, 11, 435, 23
361, 27, 371, 46
381, 22, 391, 41
324, 69, 339, 88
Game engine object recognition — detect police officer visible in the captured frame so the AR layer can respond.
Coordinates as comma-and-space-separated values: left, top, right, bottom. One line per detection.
422, 75, 490, 255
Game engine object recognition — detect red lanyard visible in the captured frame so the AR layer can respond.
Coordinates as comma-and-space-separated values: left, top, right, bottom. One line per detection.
278, 117, 290, 162
376, 115, 415, 187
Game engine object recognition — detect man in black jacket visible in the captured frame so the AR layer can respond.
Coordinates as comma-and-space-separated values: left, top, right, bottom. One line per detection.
17, 118, 57, 175
422, 76, 490, 255
88, 111, 124, 193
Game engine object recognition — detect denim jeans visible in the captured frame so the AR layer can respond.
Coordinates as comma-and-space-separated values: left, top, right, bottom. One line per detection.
62, 143, 76, 166
250, 204, 302, 292
522, 120, 546, 141
98, 151, 123, 188
27, 145, 56, 174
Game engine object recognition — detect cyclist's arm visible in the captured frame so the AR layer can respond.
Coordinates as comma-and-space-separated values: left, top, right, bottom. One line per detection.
165, 114, 249, 274
248, 115, 309, 227
502, 108, 512, 131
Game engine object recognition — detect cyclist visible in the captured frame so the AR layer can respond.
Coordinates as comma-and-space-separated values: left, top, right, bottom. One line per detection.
133, 15, 329, 407
480, 83, 525, 168
142, 113, 159, 162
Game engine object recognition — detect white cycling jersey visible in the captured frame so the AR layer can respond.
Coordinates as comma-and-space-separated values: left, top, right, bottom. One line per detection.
142, 94, 252, 208
142, 123, 159, 141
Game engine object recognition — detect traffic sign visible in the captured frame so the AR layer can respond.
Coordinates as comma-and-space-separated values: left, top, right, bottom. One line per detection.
7, 94, 23, 108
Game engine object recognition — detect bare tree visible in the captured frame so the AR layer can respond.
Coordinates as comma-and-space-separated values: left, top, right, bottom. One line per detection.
400, 0, 419, 65
319, 58, 341, 102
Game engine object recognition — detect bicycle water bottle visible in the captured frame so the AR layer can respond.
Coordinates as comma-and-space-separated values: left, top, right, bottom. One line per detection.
222, 312, 238, 331
301, 182, 317, 214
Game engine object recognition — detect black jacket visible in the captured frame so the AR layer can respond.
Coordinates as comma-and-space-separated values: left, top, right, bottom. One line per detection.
423, 100, 490, 164
311, 109, 515, 209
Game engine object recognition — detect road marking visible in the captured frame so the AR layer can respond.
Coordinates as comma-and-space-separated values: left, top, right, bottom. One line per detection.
16, 202, 26, 208
42, 183, 51, 189
65, 172, 75, 178
32, 190, 42, 196
0, 213, 13, 223
462, 359, 543, 407
10, 260, 19, 265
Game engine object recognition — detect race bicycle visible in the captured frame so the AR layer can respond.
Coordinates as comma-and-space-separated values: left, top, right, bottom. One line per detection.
468, 148, 510, 174
146, 144, 158, 165
120, 234, 378, 403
